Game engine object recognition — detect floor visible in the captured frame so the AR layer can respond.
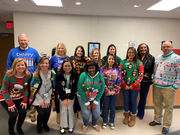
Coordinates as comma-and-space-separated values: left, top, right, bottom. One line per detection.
0, 105, 180, 135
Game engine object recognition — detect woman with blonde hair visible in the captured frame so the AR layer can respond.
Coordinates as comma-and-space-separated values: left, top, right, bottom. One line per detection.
0, 58, 31, 135
50, 42, 69, 123
31, 57, 56, 134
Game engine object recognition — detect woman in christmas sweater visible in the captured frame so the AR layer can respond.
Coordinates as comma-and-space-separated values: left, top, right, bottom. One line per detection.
70, 45, 87, 119
90, 48, 102, 68
0, 58, 31, 135
56, 59, 79, 134
119, 47, 144, 127
30, 57, 56, 134
100, 54, 121, 130
50, 42, 69, 124
77, 60, 105, 133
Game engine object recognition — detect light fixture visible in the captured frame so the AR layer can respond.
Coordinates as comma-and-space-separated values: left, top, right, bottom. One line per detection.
147, 0, 180, 11
76, 2, 81, 5
133, 4, 141, 8
32, 0, 63, 7
14, 0, 19, 2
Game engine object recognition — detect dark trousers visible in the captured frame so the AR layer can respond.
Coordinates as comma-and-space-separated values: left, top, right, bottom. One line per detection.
1, 98, 27, 132
137, 83, 150, 119
55, 93, 60, 113
73, 95, 81, 113
34, 105, 51, 128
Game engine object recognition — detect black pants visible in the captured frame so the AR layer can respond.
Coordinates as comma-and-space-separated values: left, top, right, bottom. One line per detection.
34, 105, 51, 127
1, 98, 27, 132
55, 93, 60, 113
73, 95, 81, 113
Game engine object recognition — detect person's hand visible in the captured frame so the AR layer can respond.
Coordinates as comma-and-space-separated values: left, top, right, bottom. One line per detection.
39, 102, 45, 108
91, 102, 97, 110
129, 86, 133, 90
20, 103, 27, 110
86, 104, 91, 111
44, 103, 50, 108
106, 91, 111, 96
110, 91, 115, 95
125, 86, 129, 90
62, 99, 68, 107
8, 106, 16, 112
67, 99, 71, 107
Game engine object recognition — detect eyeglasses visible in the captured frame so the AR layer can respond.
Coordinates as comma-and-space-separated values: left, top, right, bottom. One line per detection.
161, 41, 173, 45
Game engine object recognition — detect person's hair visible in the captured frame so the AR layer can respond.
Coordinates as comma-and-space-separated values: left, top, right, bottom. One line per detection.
90, 48, 102, 67
8, 58, 28, 76
84, 60, 99, 74
103, 54, 118, 70
58, 59, 74, 75
161, 40, 173, 45
74, 45, 85, 59
34, 57, 50, 77
125, 47, 138, 67
18, 34, 28, 41
55, 42, 67, 57
106, 44, 117, 56
137, 43, 150, 60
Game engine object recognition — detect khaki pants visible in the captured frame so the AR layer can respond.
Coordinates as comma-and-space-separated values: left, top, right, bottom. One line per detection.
153, 84, 175, 128
28, 105, 36, 118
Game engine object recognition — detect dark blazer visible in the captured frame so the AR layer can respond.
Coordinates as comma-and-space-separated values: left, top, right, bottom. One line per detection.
55, 71, 79, 101
140, 54, 155, 85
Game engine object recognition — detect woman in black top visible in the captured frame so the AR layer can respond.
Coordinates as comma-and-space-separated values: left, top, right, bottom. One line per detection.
137, 43, 155, 119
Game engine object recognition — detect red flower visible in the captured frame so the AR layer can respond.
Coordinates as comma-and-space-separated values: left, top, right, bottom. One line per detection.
99, 80, 102, 83
77, 70, 80, 74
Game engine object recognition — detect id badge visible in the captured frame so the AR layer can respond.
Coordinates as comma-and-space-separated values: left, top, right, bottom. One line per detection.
44, 93, 49, 99
89, 97, 94, 101
65, 88, 71, 94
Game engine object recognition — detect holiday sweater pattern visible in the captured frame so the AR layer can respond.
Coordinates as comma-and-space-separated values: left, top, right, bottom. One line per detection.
100, 67, 121, 95
0, 71, 31, 108
7, 46, 40, 74
77, 72, 105, 106
50, 55, 69, 73
154, 52, 180, 90
120, 59, 144, 90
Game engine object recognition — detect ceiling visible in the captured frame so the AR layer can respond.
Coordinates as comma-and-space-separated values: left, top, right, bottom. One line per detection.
1, 0, 180, 22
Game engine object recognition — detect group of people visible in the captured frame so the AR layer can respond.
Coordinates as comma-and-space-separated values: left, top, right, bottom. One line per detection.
0, 33, 179, 135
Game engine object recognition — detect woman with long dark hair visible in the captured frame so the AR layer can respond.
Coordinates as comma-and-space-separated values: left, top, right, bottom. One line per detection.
56, 59, 79, 134
120, 47, 144, 127
137, 43, 155, 119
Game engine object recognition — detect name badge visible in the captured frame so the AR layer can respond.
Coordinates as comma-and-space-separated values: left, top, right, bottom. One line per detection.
89, 97, 94, 101
44, 93, 49, 99
65, 88, 71, 94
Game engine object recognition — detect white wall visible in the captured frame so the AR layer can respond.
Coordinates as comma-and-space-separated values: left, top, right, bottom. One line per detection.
13, 12, 180, 59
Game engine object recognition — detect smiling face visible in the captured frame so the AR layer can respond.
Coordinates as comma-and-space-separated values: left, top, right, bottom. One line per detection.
108, 55, 115, 67
18, 35, 29, 49
88, 66, 96, 76
128, 49, 135, 60
161, 41, 173, 55
109, 46, 116, 55
63, 61, 72, 74
93, 50, 99, 60
76, 47, 83, 58
139, 44, 147, 55
16, 61, 26, 74
57, 44, 65, 56
40, 59, 49, 72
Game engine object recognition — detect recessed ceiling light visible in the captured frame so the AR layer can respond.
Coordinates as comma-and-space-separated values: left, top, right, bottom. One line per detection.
14, 0, 19, 2
76, 2, 81, 5
147, 0, 180, 11
32, 0, 63, 7
134, 4, 141, 8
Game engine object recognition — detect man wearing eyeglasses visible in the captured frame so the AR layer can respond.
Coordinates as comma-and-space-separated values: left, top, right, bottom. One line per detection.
149, 41, 180, 134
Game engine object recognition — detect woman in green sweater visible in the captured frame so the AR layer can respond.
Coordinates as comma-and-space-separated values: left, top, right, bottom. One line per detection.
77, 60, 105, 134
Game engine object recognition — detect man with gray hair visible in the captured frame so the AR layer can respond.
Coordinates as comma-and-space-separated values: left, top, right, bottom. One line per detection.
6, 34, 40, 123
149, 41, 180, 134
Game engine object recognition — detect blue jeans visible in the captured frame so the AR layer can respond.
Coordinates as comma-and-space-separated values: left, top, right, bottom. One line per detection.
122, 89, 139, 115
137, 83, 150, 119
78, 96, 100, 127
102, 94, 119, 124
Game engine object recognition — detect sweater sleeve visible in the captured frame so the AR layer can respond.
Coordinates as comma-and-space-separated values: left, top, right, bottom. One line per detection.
119, 63, 128, 88
50, 56, 54, 69
1, 73, 15, 108
6, 50, 13, 71
131, 63, 144, 89
77, 73, 89, 106
172, 58, 180, 90
100, 67, 110, 94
